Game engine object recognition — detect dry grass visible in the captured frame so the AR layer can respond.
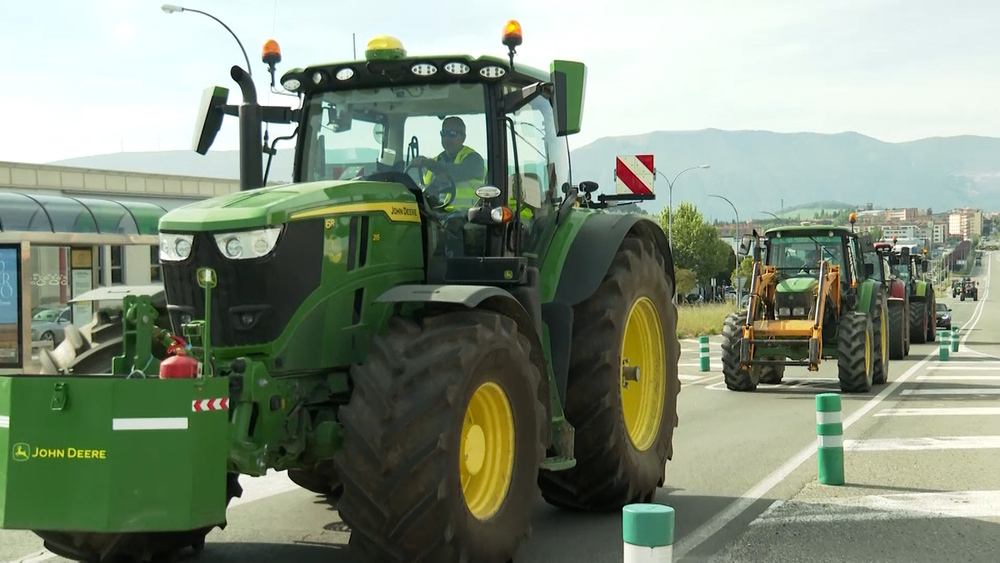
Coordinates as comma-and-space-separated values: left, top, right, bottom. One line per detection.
676, 302, 737, 339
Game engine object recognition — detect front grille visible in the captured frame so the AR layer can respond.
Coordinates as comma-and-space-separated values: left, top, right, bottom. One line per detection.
775, 291, 815, 320
161, 220, 325, 347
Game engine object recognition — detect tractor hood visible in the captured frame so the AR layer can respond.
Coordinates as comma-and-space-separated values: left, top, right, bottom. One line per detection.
158, 179, 416, 232
776, 277, 819, 294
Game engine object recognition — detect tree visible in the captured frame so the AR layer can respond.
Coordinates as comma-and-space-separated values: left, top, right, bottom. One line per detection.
659, 202, 735, 285
869, 225, 883, 242
674, 268, 697, 297
732, 255, 754, 290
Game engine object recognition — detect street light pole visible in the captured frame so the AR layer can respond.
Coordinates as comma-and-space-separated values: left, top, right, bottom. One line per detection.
161, 4, 253, 76
655, 163, 710, 270
711, 193, 742, 308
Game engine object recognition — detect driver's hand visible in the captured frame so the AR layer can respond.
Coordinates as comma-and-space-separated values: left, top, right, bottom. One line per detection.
411, 156, 429, 167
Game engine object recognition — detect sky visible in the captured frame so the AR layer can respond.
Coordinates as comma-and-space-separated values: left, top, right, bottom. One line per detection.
3, 0, 1000, 164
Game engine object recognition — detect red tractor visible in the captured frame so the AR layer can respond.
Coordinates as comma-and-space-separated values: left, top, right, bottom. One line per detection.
873, 242, 910, 358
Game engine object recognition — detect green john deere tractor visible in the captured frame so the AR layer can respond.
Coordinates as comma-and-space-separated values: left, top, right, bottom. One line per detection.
721, 218, 889, 392
0, 23, 682, 563
888, 245, 936, 344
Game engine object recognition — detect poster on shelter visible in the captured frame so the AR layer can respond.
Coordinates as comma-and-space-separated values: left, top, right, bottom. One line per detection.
0, 245, 21, 367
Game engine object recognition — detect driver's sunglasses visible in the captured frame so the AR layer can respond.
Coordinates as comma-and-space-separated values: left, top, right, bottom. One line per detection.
440, 130, 462, 138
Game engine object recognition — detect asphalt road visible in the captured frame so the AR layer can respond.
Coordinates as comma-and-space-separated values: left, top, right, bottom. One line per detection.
3, 254, 997, 563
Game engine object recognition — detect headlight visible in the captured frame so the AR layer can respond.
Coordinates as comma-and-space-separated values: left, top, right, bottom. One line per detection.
159, 233, 194, 262
213, 226, 283, 260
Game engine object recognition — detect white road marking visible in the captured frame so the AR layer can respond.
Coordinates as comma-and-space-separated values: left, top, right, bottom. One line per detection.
925, 365, 1000, 371
0, 415, 9, 429
673, 351, 933, 559
916, 375, 1000, 381
875, 407, 1000, 416
900, 387, 1000, 396
844, 435, 1000, 451
675, 253, 995, 558
749, 490, 1000, 525
112, 417, 188, 431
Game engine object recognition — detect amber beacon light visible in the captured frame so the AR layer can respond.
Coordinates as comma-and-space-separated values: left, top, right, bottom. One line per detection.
503, 20, 522, 48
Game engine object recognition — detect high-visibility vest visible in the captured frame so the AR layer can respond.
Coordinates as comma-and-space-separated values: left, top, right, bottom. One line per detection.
423, 146, 486, 210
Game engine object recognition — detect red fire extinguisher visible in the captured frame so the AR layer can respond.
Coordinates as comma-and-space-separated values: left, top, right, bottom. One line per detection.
159, 335, 201, 379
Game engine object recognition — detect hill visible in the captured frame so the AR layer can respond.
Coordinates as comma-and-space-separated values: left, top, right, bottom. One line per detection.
49, 128, 1000, 219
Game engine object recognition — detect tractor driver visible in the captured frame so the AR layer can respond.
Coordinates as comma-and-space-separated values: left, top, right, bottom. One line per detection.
410, 116, 487, 211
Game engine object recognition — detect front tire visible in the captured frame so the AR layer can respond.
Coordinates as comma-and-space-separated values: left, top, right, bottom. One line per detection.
887, 300, 906, 360
334, 311, 546, 563
288, 461, 344, 499
908, 299, 928, 344
838, 312, 874, 393
872, 291, 890, 385
538, 235, 680, 511
721, 313, 758, 391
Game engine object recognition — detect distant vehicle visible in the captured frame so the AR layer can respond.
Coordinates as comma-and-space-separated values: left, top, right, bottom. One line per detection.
961, 280, 979, 302
935, 302, 952, 330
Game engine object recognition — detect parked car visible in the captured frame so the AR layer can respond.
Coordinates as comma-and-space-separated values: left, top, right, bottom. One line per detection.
935, 302, 952, 330
31, 306, 72, 345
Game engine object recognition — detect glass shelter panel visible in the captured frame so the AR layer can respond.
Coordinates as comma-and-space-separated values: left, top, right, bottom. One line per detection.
0, 192, 52, 232
75, 197, 140, 234
30, 194, 98, 234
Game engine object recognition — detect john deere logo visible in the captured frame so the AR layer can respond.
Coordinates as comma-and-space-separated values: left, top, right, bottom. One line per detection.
12, 443, 29, 462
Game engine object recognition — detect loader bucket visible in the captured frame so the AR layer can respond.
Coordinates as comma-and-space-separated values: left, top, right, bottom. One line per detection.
0, 374, 230, 533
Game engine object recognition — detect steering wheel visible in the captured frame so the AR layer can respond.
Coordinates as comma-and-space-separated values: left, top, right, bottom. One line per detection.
405, 160, 457, 211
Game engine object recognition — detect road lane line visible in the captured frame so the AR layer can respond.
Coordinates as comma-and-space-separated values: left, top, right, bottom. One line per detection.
874, 407, 1000, 416
925, 365, 1000, 371
748, 490, 1000, 525
916, 375, 1000, 381
672, 351, 932, 559
900, 387, 1000, 396
675, 261, 994, 559
843, 435, 1000, 451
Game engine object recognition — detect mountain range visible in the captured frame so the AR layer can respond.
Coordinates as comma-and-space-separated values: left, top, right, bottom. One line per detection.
49, 128, 1000, 219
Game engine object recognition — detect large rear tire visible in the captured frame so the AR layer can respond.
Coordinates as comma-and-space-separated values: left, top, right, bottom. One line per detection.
925, 290, 937, 342
838, 312, 874, 393
36, 472, 243, 562
722, 312, 758, 391
334, 310, 546, 563
537, 235, 680, 512
887, 300, 906, 360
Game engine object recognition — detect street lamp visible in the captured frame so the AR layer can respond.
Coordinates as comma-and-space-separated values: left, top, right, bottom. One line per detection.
760, 210, 780, 220
710, 193, 742, 308
161, 4, 252, 76
656, 164, 710, 256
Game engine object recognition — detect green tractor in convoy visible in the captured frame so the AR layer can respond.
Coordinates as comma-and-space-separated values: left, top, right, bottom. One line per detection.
721, 216, 890, 392
888, 244, 936, 344
0, 22, 682, 563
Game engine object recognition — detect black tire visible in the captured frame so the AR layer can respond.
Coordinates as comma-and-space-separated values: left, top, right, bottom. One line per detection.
537, 235, 679, 511
908, 299, 927, 344
758, 360, 785, 384
334, 310, 546, 563
36, 472, 243, 562
887, 300, 906, 360
722, 312, 758, 391
288, 461, 344, 499
926, 290, 937, 342
837, 312, 874, 393
871, 290, 890, 385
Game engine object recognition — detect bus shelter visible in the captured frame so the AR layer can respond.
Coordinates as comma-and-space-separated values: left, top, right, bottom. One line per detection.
0, 191, 165, 374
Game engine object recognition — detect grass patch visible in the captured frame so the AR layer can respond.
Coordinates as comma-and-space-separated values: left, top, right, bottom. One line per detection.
676, 302, 737, 339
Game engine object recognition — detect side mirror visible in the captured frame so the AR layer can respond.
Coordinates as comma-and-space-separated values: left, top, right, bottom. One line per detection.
864, 263, 874, 276
192, 85, 230, 155
579, 180, 598, 194
739, 234, 754, 257
550, 60, 587, 136
373, 122, 385, 144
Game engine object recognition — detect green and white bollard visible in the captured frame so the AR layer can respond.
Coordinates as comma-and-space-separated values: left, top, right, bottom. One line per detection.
816, 393, 844, 485
699, 335, 710, 372
939, 331, 949, 361
622, 503, 674, 562
951, 325, 959, 353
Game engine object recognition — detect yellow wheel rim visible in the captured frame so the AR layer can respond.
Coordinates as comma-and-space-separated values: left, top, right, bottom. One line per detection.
880, 308, 888, 365
460, 381, 515, 521
865, 327, 872, 375
620, 296, 666, 452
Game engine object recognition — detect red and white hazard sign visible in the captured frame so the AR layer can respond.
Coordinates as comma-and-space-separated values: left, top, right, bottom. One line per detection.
192, 398, 229, 412
615, 155, 656, 196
